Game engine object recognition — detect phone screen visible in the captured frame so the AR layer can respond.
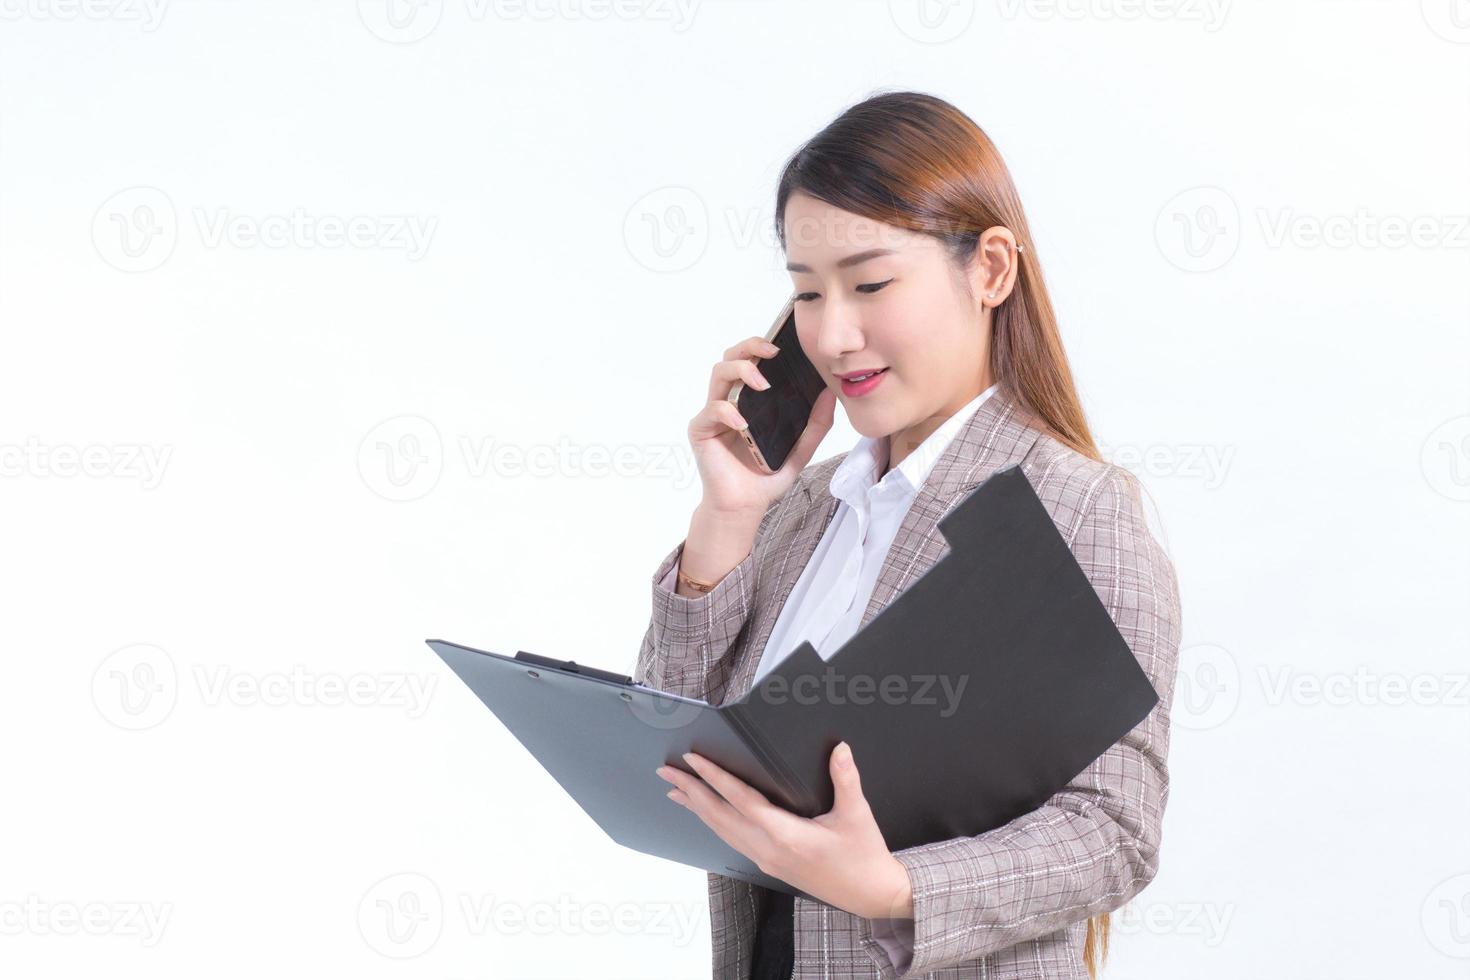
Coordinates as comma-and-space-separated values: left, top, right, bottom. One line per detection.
735, 308, 827, 472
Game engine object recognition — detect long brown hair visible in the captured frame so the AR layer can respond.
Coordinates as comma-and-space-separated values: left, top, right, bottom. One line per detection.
774, 89, 1113, 977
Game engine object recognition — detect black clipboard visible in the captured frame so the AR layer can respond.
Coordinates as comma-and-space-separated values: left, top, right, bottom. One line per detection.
428, 465, 1159, 896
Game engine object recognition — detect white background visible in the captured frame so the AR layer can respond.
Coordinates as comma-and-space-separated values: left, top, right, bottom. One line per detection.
1, 1, 1467, 977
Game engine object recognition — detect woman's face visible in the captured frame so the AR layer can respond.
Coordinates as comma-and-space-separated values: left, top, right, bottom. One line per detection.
782, 191, 996, 445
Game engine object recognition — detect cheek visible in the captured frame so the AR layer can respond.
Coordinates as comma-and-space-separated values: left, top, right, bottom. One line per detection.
864, 308, 927, 367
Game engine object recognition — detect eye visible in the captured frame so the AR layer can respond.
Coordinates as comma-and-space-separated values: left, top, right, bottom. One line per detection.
794, 279, 894, 303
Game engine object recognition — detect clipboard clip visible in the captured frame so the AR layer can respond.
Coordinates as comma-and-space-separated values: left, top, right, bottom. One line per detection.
514, 650, 634, 687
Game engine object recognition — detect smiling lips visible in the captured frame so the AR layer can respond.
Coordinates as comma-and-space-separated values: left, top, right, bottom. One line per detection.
838, 367, 888, 397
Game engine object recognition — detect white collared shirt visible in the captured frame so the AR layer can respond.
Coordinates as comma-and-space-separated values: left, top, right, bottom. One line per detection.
747, 381, 1000, 686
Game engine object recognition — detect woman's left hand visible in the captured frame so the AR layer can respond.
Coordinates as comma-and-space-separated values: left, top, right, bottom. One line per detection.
656, 741, 914, 922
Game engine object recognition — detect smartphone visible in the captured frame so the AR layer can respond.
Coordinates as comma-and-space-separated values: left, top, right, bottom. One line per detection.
727, 294, 827, 474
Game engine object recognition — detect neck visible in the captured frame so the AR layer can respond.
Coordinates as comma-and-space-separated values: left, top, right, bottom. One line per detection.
887, 379, 995, 473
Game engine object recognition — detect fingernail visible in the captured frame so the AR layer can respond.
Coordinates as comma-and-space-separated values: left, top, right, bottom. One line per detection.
763, 342, 779, 353
755, 375, 771, 390
735, 415, 749, 430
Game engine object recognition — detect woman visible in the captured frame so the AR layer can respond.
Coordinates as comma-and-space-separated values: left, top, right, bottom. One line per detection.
634, 90, 1182, 980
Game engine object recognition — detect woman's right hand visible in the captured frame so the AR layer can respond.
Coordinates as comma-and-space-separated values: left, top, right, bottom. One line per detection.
688, 336, 838, 524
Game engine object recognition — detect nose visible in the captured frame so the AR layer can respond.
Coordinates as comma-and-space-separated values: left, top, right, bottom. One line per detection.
808, 301, 866, 372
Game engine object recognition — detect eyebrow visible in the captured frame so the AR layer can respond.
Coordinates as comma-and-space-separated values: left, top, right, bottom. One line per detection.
785, 248, 897, 274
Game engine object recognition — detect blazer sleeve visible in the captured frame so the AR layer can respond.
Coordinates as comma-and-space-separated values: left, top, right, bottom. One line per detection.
632, 498, 784, 702
855, 465, 1183, 979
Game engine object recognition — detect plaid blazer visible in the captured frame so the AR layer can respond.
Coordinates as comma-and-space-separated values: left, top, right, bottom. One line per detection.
633, 385, 1183, 980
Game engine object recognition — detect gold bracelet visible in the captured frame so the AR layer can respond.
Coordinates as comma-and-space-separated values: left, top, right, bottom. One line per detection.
677, 568, 717, 594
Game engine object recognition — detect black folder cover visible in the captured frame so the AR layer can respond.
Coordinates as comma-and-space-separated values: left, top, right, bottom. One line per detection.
428, 465, 1159, 897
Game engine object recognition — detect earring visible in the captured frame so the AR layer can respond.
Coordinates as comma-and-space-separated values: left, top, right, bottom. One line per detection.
988, 289, 998, 298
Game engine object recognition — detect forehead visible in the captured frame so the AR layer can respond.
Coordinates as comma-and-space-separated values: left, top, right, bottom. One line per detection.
782, 192, 927, 265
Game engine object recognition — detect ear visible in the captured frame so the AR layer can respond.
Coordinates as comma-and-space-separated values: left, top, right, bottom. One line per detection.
966, 225, 1020, 310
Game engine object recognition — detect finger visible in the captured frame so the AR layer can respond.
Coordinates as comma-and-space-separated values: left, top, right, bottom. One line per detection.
665, 783, 748, 855
664, 763, 753, 847
688, 399, 750, 440
706, 355, 773, 403
683, 752, 777, 821
678, 756, 808, 869
721, 336, 780, 363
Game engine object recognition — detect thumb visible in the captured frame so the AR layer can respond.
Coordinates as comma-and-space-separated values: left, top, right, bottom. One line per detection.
829, 741, 870, 816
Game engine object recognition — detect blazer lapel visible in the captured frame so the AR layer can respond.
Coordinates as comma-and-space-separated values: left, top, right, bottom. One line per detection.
715, 385, 1046, 706
856, 384, 1046, 629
